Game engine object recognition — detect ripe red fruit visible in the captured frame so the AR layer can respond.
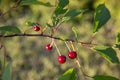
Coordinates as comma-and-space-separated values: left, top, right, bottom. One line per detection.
46, 44, 52, 51
68, 51, 77, 59
58, 55, 66, 64
33, 26, 40, 31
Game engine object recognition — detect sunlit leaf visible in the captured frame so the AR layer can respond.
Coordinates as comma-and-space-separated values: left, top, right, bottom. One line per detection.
116, 32, 120, 43
72, 26, 80, 39
0, 25, 21, 35
62, 9, 86, 22
93, 4, 111, 33
93, 46, 119, 63
93, 75, 119, 80
26, 21, 37, 26
58, 68, 77, 80
60, 36, 66, 41
2, 63, 11, 80
20, 0, 53, 7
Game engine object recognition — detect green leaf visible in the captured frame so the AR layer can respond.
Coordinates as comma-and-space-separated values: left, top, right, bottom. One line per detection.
20, 0, 53, 7
58, 0, 69, 8
60, 36, 66, 41
62, 9, 86, 22
93, 4, 111, 33
93, 46, 119, 63
46, 15, 60, 28
0, 25, 21, 35
113, 43, 120, 50
93, 75, 119, 80
26, 21, 37, 26
72, 26, 80, 38
2, 63, 11, 80
116, 32, 120, 43
54, 0, 69, 16
46, 23, 53, 28
52, 15, 59, 26
55, 7, 68, 16
58, 68, 77, 80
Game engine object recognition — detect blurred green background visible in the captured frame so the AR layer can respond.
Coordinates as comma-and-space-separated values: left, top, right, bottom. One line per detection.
0, 0, 120, 80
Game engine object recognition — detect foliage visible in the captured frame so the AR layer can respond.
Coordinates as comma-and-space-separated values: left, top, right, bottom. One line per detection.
93, 75, 119, 80
0, 0, 120, 80
92, 46, 119, 63
20, 0, 53, 7
58, 68, 76, 80
0, 25, 21, 35
93, 4, 111, 33
2, 63, 11, 80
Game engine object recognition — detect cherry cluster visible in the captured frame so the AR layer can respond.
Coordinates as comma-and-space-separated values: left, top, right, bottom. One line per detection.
45, 43, 77, 64
32, 25, 77, 64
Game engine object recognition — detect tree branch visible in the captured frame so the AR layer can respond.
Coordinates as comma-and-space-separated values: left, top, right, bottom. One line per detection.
0, 33, 96, 45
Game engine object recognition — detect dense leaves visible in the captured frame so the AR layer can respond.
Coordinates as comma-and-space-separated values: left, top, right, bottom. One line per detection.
2, 63, 11, 80
0, 25, 21, 35
93, 75, 119, 80
20, 0, 53, 7
58, 68, 77, 80
93, 46, 119, 63
93, 4, 111, 33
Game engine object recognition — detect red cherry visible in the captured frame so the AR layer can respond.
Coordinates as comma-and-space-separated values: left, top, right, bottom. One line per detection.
33, 26, 40, 31
68, 51, 77, 59
46, 44, 52, 51
58, 55, 66, 64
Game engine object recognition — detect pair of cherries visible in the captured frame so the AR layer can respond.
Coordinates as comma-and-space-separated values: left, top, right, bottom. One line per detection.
45, 44, 77, 64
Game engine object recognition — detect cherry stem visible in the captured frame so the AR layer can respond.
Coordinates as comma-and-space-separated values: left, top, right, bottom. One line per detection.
76, 59, 92, 79
50, 38, 54, 47
40, 26, 48, 34
53, 40, 61, 56
70, 41, 76, 51
65, 41, 71, 51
